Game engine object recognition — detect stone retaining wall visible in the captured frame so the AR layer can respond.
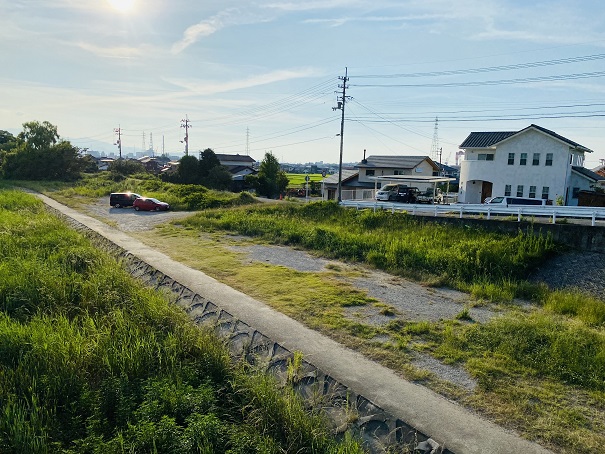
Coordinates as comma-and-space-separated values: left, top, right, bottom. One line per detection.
415, 215, 605, 252
50, 207, 450, 454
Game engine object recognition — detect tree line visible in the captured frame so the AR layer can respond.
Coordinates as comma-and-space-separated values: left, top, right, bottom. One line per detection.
0, 121, 290, 198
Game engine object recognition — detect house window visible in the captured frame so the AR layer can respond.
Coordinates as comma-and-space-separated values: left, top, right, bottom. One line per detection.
478, 153, 494, 161
545, 153, 553, 166
393, 169, 406, 175
529, 186, 536, 198
572, 187, 580, 198
504, 185, 511, 196
520, 153, 527, 165
532, 153, 540, 165
542, 186, 549, 200
366, 169, 375, 176
508, 153, 515, 165
517, 185, 524, 197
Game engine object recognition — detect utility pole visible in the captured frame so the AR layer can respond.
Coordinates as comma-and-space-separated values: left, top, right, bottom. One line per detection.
114, 126, 122, 159
142, 132, 146, 155
180, 115, 191, 155
162, 135, 165, 156
149, 132, 154, 156
333, 68, 349, 203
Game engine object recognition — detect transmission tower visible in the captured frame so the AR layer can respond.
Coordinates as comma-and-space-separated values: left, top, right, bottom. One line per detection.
149, 132, 154, 156
430, 117, 440, 163
141, 132, 146, 155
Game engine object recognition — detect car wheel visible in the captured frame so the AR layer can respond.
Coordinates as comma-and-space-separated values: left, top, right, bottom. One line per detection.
155, 207, 161, 212
114, 203, 121, 208
134, 206, 140, 211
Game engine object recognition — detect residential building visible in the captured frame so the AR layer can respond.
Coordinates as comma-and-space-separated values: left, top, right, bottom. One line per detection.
215, 153, 256, 169
321, 155, 440, 200
458, 124, 600, 206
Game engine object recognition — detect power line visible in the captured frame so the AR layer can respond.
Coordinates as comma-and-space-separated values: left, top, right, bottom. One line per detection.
351, 71, 605, 88
354, 53, 605, 78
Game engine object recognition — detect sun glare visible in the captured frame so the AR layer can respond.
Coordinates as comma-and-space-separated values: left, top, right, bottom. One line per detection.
106, 0, 136, 13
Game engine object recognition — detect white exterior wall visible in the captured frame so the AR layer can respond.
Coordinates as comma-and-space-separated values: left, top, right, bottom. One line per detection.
459, 129, 582, 204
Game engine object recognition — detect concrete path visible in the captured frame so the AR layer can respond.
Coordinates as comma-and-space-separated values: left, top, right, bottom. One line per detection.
39, 194, 552, 454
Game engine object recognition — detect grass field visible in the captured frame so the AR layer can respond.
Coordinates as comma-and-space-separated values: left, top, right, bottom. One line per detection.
0, 189, 364, 453
135, 201, 605, 453
8, 177, 605, 452
287, 173, 325, 186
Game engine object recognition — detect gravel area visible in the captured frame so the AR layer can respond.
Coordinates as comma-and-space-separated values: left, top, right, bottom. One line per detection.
529, 251, 605, 299
83, 197, 193, 232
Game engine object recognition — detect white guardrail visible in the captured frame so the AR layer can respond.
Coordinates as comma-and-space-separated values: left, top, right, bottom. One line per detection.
340, 200, 605, 227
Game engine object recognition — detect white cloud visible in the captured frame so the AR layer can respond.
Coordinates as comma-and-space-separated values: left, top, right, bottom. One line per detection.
171, 8, 273, 54
165, 68, 323, 95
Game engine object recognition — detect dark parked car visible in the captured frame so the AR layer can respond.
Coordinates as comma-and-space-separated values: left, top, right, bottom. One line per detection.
133, 197, 170, 211
395, 187, 419, 203
110, 192, 141, 208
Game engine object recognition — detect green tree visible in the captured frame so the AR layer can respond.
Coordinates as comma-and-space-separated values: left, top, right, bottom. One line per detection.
108, 159, 145, 180
205, 166, 233, 190
246, 152, 288, 198
198, 148, 222, 179
18, 121, 58, 150
176, 155, 200, 184
1, 121, 86, 181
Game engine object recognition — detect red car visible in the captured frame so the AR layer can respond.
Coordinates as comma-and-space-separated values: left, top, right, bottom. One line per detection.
133, 197, 170, 211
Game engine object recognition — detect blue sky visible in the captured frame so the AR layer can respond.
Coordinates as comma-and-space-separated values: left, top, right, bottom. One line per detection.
1, 0, 604, 167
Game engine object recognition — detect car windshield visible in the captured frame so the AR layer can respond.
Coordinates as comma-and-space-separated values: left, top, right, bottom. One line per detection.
379, 184, 397, 191
488, 197, 504, 204
147, 198, 161, 203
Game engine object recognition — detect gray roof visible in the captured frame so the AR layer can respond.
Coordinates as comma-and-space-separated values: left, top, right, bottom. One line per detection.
322, 169, 358, 185
459, 131, 517, 148
215, 153, 256, 163
356, 155, 436, 169
460, 124, 593, 152
572, 166, 605, 182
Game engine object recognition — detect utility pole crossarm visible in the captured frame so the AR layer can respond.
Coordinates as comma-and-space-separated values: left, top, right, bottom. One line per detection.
114, 126, 122, 159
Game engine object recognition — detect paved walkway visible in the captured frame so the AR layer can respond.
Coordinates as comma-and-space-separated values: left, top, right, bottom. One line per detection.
39, 194, 552, 454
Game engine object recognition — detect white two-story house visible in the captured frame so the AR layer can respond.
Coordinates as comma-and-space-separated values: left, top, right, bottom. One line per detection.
458, 124, 600, 206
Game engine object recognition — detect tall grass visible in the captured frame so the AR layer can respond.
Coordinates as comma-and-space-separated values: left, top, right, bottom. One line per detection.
439, 311, 605, 391
180, 201, 557, 298
0, 189, 363, 453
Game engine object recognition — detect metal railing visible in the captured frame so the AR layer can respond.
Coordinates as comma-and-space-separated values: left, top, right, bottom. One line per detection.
340, 200, 605, 226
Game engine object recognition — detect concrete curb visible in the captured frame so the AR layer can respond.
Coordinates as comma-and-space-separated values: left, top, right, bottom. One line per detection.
38, 194, 552, 454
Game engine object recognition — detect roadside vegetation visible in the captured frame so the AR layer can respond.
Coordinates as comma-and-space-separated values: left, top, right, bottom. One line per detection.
0, 189, 364, 453
17, 172, 256, 211
142, 201, 604, 452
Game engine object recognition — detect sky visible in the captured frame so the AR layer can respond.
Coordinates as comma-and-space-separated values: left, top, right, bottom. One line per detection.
1, 0, 605, 168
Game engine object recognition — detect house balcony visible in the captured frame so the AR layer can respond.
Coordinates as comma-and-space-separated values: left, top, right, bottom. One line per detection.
459, 159, 497, 183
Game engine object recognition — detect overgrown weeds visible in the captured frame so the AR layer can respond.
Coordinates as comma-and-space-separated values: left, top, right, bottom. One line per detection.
0, 189, 363, 453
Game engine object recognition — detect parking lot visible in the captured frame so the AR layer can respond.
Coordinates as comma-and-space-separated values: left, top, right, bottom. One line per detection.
84, 197, 193, 232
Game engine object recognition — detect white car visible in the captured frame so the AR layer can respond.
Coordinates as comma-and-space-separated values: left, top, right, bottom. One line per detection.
374, 184, 399, 201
